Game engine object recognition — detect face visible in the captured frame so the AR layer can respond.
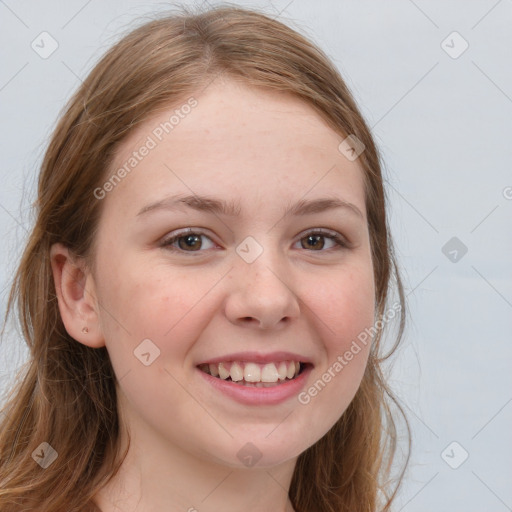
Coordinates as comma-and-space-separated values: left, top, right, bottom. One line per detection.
87, 78, 375, 468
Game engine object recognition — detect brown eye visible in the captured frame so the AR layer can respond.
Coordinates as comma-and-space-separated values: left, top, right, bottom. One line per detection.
301, 234, 325, 250
296, 230, 348, 251
161, 230, 215, 253
178, 234, 202, 251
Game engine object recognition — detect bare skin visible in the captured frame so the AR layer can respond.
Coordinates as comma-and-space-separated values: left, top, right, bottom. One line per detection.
50, 77, 375, 512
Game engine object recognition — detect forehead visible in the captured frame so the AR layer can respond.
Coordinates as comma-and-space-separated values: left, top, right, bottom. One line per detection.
101, 78, 367, 220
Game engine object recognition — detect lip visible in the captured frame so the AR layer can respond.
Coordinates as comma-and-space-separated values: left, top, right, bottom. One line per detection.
196, 351, 313, 365
197, 363, 313, 406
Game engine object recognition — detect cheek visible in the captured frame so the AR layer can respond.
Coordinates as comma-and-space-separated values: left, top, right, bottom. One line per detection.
308, 264, 376, 348
296, 267, 374, 430
305, 263, 374, 379
94, 262, 219, 417
96, 259, 221, 353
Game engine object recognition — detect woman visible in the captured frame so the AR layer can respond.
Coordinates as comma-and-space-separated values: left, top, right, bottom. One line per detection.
0, 5, 408, 511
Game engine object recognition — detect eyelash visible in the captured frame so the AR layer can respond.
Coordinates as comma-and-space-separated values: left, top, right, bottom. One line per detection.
160, 228, 349, 254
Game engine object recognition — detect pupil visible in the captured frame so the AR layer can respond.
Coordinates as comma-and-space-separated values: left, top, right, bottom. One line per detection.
180, 235, 201, 250
304, 235, 323, 250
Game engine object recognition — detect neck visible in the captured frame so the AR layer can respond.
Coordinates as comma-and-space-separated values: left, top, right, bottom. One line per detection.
93, 397, 297, 512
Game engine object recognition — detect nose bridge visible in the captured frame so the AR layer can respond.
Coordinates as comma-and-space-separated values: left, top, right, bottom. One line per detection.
225, 235, 300, 328
234, 234, 287, 288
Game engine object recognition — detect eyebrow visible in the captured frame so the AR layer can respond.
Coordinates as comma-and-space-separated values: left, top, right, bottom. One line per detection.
136, 194, 364, 219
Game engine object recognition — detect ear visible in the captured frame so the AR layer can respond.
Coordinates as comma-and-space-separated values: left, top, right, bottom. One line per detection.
50, 242, 105, 348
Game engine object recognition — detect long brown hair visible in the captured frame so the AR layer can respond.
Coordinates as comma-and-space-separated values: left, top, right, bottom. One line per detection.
0, 4, 409, 511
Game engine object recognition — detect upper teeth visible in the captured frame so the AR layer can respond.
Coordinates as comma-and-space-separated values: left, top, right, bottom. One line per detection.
199, 361, 301, 382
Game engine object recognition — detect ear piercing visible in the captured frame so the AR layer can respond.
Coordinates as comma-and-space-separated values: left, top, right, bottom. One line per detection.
81, 326, 89, 334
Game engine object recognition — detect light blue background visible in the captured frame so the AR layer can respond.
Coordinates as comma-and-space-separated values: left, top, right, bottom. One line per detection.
1, 1, 511, 510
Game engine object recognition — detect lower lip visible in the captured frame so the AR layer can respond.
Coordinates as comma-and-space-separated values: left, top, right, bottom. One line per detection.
197, 365, 313, 406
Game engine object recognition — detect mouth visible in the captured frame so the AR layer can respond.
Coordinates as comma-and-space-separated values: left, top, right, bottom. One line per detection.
197, 360, 310, 388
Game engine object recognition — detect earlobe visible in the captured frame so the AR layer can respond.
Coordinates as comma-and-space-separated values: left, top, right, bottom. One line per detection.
49, 242, 105, 348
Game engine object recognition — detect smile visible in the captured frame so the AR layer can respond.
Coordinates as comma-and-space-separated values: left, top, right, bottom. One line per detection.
197, 360, 307, 387
197, 360, 313, 405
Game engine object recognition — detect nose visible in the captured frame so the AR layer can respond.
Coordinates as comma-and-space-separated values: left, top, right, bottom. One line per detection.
224, 252, 300, 330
